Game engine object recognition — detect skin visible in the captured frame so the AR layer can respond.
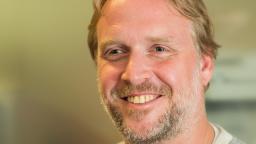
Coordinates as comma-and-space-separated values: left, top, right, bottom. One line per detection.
96, 0, 215, 143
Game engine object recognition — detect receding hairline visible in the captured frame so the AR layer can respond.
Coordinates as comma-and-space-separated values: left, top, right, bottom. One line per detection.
96, 0, 199, 53
89, 0, 219, 61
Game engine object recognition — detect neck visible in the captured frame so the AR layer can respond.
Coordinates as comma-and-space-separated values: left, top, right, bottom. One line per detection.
161, 112, 215, 144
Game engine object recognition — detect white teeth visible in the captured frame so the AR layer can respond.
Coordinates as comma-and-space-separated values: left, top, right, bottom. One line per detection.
127, 95, 156, 104
139, 96, 145, 103
134, 96, 140, 103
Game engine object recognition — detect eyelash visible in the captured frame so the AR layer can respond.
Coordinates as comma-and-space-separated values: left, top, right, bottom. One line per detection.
105, 49, 123, 55
103, 48, 128, 61
153, 45, 168, 52
147, 44, 177, 59
149, 45, 171, 54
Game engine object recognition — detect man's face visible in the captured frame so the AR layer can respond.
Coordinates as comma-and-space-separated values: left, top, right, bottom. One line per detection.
96, 0, 213, 143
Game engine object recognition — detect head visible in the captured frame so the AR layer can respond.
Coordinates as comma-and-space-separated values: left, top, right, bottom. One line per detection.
88, 0, 219, 143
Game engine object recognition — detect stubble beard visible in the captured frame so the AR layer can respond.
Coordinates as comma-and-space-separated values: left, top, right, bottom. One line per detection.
98, 68, 201, 144
107, 99, 184, 144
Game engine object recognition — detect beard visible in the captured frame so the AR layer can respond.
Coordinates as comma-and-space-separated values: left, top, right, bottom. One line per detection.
98, 67, 201, 144
107, 99, 183, 144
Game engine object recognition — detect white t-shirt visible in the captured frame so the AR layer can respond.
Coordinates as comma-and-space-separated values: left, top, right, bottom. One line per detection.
211, 124, 245, 144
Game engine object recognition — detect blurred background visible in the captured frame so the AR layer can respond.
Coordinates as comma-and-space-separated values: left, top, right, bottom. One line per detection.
0, 0, 255, 143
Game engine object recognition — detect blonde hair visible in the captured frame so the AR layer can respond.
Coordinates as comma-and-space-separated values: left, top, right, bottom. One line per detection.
87, 0, 219, 60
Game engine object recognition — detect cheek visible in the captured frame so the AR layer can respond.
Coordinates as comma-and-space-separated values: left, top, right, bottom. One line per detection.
154, 55, 199, 91
154, 61, 188, 88
97, 62, 123, 96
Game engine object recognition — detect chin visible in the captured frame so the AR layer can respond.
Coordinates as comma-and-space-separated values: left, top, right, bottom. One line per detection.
124, 117, 156, 135
107, 101, 184, 144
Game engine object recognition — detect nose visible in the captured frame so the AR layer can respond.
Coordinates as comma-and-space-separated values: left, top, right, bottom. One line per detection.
121, 54, 153, 85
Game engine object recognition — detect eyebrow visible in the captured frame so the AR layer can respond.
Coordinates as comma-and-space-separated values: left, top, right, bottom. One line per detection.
146, 36, 174, 44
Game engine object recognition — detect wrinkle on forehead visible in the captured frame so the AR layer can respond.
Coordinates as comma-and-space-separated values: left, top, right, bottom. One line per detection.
97, 0, 195, 53
100, 0, 187, 25
97, 0, 192, 37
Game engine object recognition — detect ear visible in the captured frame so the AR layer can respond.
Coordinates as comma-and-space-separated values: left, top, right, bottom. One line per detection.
200, 54, 214, 87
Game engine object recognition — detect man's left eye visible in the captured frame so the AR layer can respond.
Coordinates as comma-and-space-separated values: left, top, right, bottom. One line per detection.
154, 46, 167, 52
148, 45, 177, 59
150, 45, 170, 54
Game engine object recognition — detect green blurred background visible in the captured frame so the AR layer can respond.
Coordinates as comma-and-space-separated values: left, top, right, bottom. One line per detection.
0, 0, 255, 144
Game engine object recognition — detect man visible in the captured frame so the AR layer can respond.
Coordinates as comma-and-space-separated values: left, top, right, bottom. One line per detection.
87, 0, 245, 144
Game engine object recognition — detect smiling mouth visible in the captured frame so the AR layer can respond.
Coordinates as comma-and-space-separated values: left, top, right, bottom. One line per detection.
121, 95, 161, 104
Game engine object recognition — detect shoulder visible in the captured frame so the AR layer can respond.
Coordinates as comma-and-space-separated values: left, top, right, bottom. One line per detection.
211, 123, 246, 144
229, 137, 246, 144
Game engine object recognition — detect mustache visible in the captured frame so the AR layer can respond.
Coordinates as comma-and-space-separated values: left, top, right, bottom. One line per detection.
111, 81, 172, 98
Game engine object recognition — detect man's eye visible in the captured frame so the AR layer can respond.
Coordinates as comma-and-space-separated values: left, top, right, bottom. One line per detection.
154, 46, 167, 52
150, 45, 170, 54
103, 48, 128, 61
108, 49, 123, 55
148, 45, 177, 59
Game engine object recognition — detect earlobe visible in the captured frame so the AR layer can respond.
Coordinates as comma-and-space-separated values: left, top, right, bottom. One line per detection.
200, 55, 214, 87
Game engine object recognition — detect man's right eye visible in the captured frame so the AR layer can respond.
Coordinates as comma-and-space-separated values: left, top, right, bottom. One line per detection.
103, 48, 128, 61
107, 49, 123, 55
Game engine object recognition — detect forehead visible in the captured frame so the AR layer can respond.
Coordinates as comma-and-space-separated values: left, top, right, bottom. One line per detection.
97, 0, 193, 49
100, 0, 188, 25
